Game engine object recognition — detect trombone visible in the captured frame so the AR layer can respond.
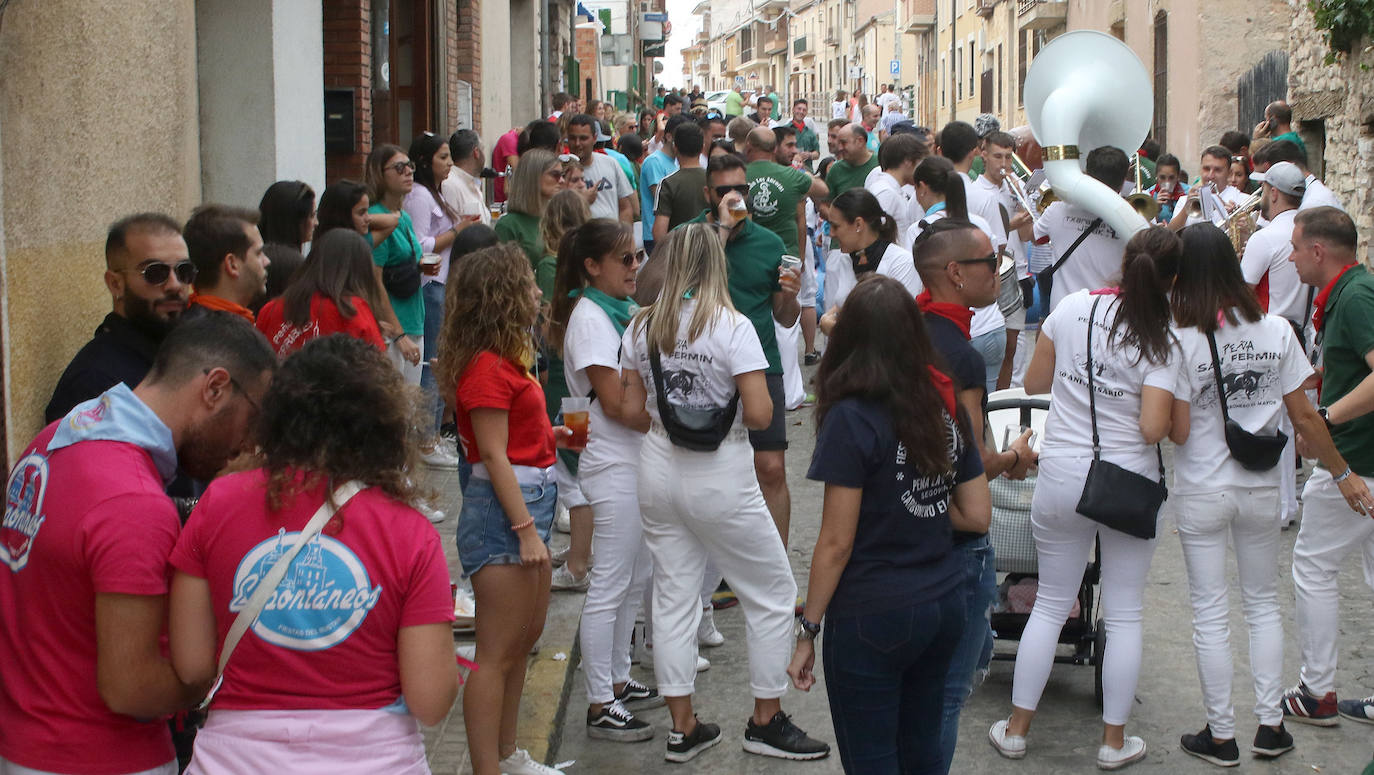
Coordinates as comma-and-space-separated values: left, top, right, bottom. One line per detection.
1124, 156, 1160, 221
1008, 152, 1058, 217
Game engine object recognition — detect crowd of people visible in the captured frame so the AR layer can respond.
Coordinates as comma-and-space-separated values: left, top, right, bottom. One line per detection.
2, 83, 1373, 775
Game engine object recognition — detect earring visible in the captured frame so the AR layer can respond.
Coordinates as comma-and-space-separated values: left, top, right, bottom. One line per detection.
957, 282, 965, 290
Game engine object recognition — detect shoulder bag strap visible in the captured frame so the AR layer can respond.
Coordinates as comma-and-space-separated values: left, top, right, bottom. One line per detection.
1205, 330, 1232, 425
1044, 217, 1103, 281
1086, 295, 1102, 461
197, 479, 366, 710
648, 344, 675, 427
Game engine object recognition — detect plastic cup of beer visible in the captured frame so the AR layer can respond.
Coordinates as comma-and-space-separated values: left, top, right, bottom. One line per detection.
420, 253, 442, 276
489, 203, 502, 222
728, 198, 749, 220
779, 254, 802, 275
561, 397, 591, 448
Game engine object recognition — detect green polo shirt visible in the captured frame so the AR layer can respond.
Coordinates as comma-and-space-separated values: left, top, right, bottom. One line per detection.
367, 204, 425, 336
494, 211, 544, 271
747, 160, 813, 256
1319, 265, 1374, 476
825, 154, 879, 248
684, 212, 785, 373
1271, 130, 1308, 158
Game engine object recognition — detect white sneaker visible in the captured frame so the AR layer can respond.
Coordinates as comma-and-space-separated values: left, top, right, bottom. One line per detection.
551, 545, 570, 567
555, 502, 571, 533
697, 606, 725, 647
1097, 736, 1146, 770
418, 502, 446, 524
497, 747, 562, 774
988, 719, 1026, 759
550, 564, 589, 592
696, 654, 710, 672
421, 445, 461, 470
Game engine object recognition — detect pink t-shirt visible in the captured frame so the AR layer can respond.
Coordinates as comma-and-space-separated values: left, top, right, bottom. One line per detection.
0, 423, 181, 774
169, 470, 453, 711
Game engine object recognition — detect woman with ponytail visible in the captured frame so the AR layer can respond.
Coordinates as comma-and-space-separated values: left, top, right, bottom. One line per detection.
823, 188, 921, 312
989, 226, 1183, 770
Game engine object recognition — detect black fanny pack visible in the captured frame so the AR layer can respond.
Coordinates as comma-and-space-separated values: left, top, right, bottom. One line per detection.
381, 259, 422, 299
1206, 330, 1288, 470
649, 345, 739, 452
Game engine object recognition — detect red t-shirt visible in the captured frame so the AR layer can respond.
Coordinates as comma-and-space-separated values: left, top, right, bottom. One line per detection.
493, 128, 521, 202
0, 424, 181, 774
255, 293, 385, 358
455, 351, 557, 467
168, 470, 453, 711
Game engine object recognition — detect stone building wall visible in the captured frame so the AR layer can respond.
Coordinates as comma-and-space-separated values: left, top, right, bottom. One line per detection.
1285, 0, 1374, 261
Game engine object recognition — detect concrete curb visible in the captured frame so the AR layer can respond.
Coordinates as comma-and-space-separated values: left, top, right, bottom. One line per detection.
516, 586, 585, 766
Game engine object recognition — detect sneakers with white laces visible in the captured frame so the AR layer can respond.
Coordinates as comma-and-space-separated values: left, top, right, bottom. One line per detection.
550, 564, 589, 592
697, 605, 725, 647
987, 719, 1026, 759
417, 501, 446, 524
586, 698, 655, 742
1096, 736, 1146, 770
1338, 694, 1374, 725
496, 747, 562, 774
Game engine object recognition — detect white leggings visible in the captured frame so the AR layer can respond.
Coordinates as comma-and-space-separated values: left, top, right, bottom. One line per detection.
1011, 457, 1158, 726
1174, 487, 1283, 737
578, 462, 653, 705
638, 432, 796, 698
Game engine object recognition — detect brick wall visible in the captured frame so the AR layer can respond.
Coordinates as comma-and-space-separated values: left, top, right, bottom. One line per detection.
575, 26, 599, 101
323, 0, 371, 182
456, 0, 481, 134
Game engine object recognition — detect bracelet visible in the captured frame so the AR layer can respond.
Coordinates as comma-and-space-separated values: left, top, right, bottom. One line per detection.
509, 517, 535, 532
1008, 448, 1021, 469
1334, 467, 1354, 484
390, 334, 405, 345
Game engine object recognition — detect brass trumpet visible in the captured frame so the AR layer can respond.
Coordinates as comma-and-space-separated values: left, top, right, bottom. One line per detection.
1223, 188, 1264, 255
1125, 155, 1160, 221
1009, 151, 1059, 212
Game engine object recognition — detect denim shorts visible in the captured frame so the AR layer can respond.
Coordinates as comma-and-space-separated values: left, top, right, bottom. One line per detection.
456, 473, 556, 578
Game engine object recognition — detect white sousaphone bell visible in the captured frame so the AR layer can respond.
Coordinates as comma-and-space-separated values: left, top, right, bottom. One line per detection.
1024, 30, 1154, 240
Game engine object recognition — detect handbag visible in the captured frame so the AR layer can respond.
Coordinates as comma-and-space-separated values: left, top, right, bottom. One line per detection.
197, 480, 365, 710
1206, 330, 1288, 470
1036, 216, 1102, 305
1074, 296, 1166, 539
381, 259, 422, 299
648, 345, 740, 452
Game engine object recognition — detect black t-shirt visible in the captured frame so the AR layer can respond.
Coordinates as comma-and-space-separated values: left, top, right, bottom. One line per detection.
923, 311, 990, 544
46, 313, 162, 423
807, 398, 983, 616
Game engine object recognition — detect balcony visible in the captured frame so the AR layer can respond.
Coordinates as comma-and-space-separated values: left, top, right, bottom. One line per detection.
975, 0, 997, 18
1017, 0, 1067, 29
793, 35, 811, 56
764, 34, 788, 55
695, 58, 710, 72
823, 27, 838, 46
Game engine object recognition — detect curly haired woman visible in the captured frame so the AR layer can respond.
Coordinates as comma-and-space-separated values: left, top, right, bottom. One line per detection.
436, 243, 581, 775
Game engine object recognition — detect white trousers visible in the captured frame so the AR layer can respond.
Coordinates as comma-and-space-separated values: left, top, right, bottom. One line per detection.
1011, 457, 1158, 726
1279, 417, 1298, 524
637, 432, 796, 698
386, 335, 423, 386
1174, 488, 1284, 737
579, 462, 653, 704
1294, 467, 1374, 695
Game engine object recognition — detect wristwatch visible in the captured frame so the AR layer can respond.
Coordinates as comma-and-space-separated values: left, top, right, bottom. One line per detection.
1319, 406, 1334, 429
797, 615, 821, 641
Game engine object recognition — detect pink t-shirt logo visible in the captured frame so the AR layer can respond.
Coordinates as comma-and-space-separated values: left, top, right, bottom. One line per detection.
230, 528, 383, 650
2, 453, 50, 572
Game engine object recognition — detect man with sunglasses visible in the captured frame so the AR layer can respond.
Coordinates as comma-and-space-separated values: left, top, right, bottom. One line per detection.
182, 204, 271, 323
46, 213, 194, 423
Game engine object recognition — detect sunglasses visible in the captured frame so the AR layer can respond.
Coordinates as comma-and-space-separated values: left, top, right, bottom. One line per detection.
620, 250, 646, 267
547, 168, 566, 181
558, 153, 579, 163
128, 260, 197, 286
388, 160, 416, 175
954, 252, 999, 270
714, 184, 750, 197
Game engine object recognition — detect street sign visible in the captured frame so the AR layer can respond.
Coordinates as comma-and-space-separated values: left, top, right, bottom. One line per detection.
890, 59, 900, 76
735, 75, 745, 88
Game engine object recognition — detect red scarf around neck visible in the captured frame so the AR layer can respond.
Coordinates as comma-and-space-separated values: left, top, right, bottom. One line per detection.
916, 290, 973, 339
1311, 263, 1359, 334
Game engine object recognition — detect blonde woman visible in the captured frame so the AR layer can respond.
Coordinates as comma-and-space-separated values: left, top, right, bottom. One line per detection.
559, 156, 598, 208
619, 224, 830, 763
495, 149, 563, 269
537, 190, 592, 302
437, 244, 579, 775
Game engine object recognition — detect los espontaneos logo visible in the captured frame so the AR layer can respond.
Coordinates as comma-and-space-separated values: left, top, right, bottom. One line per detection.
230, 529, 382, 650
1, 453, 50, 572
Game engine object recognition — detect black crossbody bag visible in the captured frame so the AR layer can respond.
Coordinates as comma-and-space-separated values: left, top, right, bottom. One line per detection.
1205, 330, 1288, 471
1036, 216, 1102, 305
1075, 296, 1167, 539
648, 345, 740, 452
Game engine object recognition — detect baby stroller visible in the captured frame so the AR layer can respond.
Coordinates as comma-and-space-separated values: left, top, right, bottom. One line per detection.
984, 388, 1106, 707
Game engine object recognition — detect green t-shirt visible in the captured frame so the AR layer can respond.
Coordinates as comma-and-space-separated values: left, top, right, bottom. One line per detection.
367, 204, 425, 336
1319, 266, 1374, 476
825, 154, 880, 248
746, 160, 813, 256
535, 254, 557, 302
494, 211, 544, 271
1271, 130, 1308, 158
654, 168, 709, 232
726, 91, 744, 117
685, 213, 784, 373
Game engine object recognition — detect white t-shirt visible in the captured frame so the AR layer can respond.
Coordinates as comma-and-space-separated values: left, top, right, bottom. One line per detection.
865, 169, 919, 240
1033, 201, 1129, 313
831, 101, 848, 120
619, 302, 768, 431
876, 91, 900, 111
1240, 209, 1306, 325
904, 209, 1003, 337
563, 297, 644, 469
973, 174, 1029, 278
824, 242, 923, 313
1172, 314, 1313, 495
1300, 176, 1344, 212
584, 153, 633, 221
1039, 290, 1181, 477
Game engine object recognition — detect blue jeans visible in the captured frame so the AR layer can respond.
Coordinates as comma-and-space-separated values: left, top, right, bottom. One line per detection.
419, 280, 445, 435
969, 327, 1007, 396
939, 535, 997, 773
822, 586, 966, 775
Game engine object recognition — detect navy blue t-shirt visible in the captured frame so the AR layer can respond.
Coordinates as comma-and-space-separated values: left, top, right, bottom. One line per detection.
924, 312, 986, 410
807, 397, 983, 616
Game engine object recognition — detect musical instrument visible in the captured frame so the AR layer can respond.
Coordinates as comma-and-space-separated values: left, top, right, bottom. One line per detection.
1125, 156, 1160, 221
1023, 30, 1153, 239
1223, 188, 1264, 254
1006, 151, 1059, 217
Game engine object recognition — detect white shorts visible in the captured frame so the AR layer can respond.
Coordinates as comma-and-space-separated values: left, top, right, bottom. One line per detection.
798, 250, 818, 309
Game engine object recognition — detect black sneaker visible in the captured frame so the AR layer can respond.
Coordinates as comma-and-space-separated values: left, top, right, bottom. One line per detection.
586, 699, 655, 742
665, 717, 722, 763
743, 711, 831, 761
1250, 723, 1294, 759
1179, 725, 1239, 767
804, 351, 821, 366
616, 678, 666, 710
1338, 694, 1374, 725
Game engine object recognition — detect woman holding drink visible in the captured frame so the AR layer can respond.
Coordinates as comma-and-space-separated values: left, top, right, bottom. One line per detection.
437, 243, 582, 775
550, 219, 663, 741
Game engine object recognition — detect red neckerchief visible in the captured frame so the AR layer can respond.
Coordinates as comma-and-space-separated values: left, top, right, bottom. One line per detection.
916, 290, 973, 339
791, 119, 806, 131
190, 292, 254, 323
928, 366, 957, 417
1312, 263, 1359, 333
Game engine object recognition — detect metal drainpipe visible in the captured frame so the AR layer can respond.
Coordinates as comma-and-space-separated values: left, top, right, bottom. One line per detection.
540, 0, 552, 117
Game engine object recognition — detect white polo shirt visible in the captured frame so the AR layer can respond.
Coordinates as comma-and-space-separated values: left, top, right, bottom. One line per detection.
1240, 208, 1306, 325
1300, 176, 1344, 212
864, 168, 920, 241
1033, 201, 1129, 313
